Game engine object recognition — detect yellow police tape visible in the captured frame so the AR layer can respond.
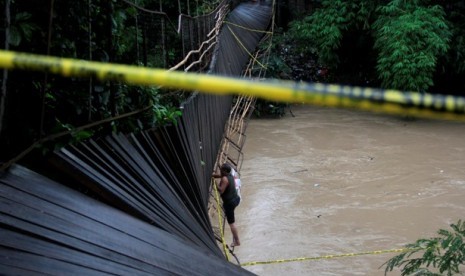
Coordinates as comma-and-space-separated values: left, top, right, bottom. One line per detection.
1, 50, 465, 121
212, 178, 230, 261
241, 247, 413, 267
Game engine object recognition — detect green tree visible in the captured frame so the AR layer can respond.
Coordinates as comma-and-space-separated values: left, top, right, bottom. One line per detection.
8, 12, 38, 47
286, 0, 454, 92
384, 220, 465, 276
2, 0, 219, 161
287, 0, 378, 67
288, 0, 348, 66
373, 0, 451, 91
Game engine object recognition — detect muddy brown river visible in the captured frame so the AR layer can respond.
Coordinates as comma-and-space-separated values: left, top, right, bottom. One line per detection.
230, 104, 465, 275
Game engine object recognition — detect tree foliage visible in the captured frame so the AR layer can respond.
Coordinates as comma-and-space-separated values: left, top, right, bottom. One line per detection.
287, 0, 378, 66
440, 1, 465, 75
0, 0, 217, 162
288, 0, 348, 66
373, 0, 451, 91
8, 12, 38, 46
285, 0, 462, 92
384, 220, 465, 276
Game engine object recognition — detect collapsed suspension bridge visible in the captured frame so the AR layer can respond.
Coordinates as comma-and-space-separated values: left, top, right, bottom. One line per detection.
0, 1, 271, 275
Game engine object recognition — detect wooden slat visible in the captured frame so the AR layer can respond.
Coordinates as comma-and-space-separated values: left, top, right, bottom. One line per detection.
0, 248, 115, 276
0, 262, 50, 276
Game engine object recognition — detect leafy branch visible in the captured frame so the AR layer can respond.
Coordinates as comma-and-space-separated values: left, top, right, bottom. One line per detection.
383, 220, 465, 276
373, 1, 451, 91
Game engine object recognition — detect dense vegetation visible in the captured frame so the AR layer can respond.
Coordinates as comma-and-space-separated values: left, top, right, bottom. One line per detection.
0, 0, 220, 165
253, 0, 465, 117
272, 0, 465, 94
384, 220, 465, 276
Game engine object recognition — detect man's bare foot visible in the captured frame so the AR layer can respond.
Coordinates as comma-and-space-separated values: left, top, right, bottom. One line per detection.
231, 238, 240, 247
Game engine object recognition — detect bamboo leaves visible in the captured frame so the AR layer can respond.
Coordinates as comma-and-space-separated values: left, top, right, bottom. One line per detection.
374, 2, 451, 91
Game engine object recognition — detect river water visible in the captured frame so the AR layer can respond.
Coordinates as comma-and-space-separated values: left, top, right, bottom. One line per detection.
231, 104, 465, 275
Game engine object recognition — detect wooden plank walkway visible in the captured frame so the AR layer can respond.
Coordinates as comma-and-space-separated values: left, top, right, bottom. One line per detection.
0, 165, 253, 275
